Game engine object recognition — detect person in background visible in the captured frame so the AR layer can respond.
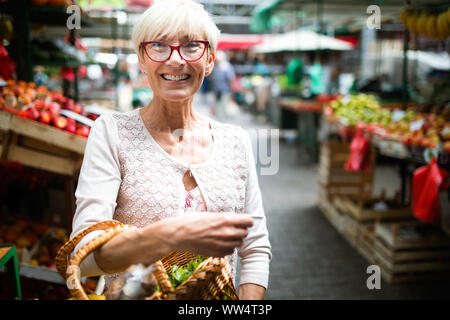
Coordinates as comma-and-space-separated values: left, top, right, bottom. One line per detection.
308, 57, 324, 98
211, 50, 235, 121
253, 54, 271, 123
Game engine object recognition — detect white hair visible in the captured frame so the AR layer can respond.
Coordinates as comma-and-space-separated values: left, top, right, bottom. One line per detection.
132, 0, 221, 61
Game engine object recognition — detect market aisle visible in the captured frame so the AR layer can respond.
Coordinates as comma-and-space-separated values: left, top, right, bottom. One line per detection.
215, 103, 450, 300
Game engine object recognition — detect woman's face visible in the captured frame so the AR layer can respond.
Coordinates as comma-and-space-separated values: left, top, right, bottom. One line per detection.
139, 34, 215, 102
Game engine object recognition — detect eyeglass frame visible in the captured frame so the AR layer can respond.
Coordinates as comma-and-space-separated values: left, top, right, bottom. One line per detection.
139, 40, 210, 63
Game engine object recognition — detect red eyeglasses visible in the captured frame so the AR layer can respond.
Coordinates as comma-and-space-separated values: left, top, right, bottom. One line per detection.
140, 40, 210, 62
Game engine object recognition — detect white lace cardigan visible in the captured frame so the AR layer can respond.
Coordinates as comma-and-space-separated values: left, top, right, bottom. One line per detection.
70, 109, 272, 289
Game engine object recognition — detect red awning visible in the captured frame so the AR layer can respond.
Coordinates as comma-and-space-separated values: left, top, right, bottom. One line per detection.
334, 36, 358, 48
217, 34, 266, 51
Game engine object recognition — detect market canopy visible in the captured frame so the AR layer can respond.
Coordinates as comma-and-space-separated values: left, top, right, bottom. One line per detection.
252, 29, 354, 53
217, 34, 267, 51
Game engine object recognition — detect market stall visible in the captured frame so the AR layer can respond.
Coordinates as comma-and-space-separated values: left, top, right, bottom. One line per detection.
318, 92, 450, 284
0, 0, 107, 299
249, 0, 450, 285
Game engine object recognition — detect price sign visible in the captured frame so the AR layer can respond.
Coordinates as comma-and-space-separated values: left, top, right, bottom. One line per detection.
391, 110, 405, 122
409, 119, 424, 132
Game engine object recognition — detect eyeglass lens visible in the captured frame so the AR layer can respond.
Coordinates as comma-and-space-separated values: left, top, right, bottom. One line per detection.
144, 41, 206, 62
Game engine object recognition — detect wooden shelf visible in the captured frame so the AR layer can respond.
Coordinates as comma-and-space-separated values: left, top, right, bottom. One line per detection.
19, 264, 65, 285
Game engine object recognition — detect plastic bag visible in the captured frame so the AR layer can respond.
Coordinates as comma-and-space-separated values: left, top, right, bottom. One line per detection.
104, 264, 158, 300
412, 157, 449, 223
345, 126, 371, 172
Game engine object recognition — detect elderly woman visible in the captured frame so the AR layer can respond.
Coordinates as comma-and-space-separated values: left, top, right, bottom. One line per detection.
70, 0, 271, 299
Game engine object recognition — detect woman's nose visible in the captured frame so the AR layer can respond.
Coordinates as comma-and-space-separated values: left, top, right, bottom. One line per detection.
167, 49, 185, 64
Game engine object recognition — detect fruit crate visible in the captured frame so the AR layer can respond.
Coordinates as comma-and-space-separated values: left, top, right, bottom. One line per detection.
373, 136, 409, 159
334, 192, 413, 223
373, 221, 450, 284
318, 141, 376, 200
0, 111, 86, 176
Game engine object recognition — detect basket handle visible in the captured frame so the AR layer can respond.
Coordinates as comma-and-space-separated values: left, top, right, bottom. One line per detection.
55, 220, 136, 300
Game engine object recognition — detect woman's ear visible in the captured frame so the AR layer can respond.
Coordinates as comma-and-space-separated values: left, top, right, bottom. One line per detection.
206, 52, 215, 76
138, 56, 147, 74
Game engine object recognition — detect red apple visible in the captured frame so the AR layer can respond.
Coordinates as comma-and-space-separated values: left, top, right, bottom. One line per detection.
34, 100, 45, 109
73, 103, 83, 114
18, 110, 29, 119
65, 123, 76, 134
87, 114, 99, 121
66, 117, 75, 126
65, 99, 74, 110
27, 107, 39, 121
47, 101, 61, 113
53, 116, 67, 129
39, 110, 52, 124
76, 125, 90, 137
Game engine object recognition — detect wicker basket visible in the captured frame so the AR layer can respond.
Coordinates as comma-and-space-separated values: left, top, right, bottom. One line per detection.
55, 220, 238, 300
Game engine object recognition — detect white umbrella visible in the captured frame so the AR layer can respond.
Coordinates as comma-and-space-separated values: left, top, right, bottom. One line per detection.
253, 29, 354, 53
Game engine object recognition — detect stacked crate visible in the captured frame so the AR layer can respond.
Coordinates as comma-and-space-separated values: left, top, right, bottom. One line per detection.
317, 140, 450, 283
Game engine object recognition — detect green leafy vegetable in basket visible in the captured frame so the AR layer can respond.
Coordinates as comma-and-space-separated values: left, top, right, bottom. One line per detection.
168, 255, 207, 289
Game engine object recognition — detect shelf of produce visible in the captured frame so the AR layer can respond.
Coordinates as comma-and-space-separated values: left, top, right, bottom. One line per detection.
0, 111, 86, 176
33, 61, 99, 68
18, 264, 65, 285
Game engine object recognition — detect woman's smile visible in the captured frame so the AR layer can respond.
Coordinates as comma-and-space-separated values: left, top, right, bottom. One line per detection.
160, 73, 191, 82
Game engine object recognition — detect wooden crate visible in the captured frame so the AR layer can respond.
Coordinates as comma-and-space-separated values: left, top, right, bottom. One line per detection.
331, 195, 376, 250
318, 141, 375, 200
0, 111, 86, 176
318, 188, 347, 235
355, 224, 376, 264
373, 221, 450, 284
336, 193, 413, 223
0, 111, 13, 158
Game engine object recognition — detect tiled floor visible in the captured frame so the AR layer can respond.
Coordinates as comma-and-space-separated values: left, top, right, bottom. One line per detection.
206, 101, 450, 300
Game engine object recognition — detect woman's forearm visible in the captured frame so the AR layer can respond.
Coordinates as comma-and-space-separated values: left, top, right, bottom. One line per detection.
92, 213, 253, 274
94, 220, 175, 274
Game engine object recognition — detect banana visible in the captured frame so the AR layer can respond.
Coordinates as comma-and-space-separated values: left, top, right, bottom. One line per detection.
445, 9, 450, 34
426, 14, 437, 38
437, 12, 449, 40
416, 12, 429, 35
407, 12, 420, 33
400, 8, 412, 26
400, 9, 407, 25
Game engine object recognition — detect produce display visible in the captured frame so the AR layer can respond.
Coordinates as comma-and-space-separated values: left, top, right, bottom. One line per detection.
32, 38, 92, 66
400, 8, 450, 40
0, 217, 68, 269
327, 94, 450, 154
329, 94, 392, 126
0, 79, 95, 137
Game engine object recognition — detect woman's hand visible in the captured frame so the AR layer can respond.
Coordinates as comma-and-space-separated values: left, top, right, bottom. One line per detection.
94, 213, 253, 274
160, 213, 254, 257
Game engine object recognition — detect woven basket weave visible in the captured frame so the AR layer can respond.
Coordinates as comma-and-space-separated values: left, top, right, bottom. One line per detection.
55, 221, 238, 300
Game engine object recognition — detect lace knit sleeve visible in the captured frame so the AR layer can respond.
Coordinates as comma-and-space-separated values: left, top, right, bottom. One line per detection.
70, 114, 122, 277
237, 128, 272, 289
